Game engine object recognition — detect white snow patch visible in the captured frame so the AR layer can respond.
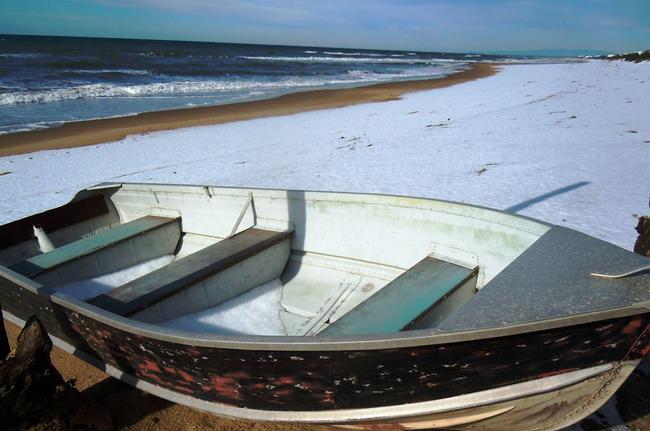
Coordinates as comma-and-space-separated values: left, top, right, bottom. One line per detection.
159, 279, 286, 335
54, 255, 175, 301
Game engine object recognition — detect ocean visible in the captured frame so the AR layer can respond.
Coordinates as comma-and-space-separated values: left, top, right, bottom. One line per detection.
0, 35, 547, 135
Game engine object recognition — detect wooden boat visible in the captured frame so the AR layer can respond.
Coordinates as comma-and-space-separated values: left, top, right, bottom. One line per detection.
0, 182, 648, 430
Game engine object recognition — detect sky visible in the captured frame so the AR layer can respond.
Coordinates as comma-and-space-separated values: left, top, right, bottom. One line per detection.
1, 0, 649, 53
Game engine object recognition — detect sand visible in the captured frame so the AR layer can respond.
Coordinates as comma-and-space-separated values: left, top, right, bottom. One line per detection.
0, 63, 495, 157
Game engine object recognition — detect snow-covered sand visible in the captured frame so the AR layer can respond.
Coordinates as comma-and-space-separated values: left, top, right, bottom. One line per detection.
1, 60, 648, 250
0, 59, 648, 430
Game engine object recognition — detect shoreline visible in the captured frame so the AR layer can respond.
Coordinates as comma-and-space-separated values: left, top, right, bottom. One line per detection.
0, 63, 496, 157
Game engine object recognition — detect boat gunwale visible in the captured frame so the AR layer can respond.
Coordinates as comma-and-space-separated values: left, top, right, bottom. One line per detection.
2, 264, 648, 351
100, 181, 555, 234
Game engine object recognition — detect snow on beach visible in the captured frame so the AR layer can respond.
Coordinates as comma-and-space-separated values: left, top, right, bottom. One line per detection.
1, 60, 648, 250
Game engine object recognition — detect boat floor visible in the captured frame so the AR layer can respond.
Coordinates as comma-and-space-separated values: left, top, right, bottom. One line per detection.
159, 279, 286, 336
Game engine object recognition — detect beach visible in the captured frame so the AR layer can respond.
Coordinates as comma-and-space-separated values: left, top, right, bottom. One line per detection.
1, 59, 650, 430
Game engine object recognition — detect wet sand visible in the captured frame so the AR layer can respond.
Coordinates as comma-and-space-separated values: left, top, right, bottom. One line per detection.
0, 63, 495, 157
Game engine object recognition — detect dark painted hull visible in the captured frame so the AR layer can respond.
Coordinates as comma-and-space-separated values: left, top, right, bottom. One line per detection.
1, 273, 649, 413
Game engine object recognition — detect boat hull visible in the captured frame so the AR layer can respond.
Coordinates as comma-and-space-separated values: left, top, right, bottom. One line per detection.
331, 361, 640, 430
1, 270, 648, 428
0, 311, 642, 430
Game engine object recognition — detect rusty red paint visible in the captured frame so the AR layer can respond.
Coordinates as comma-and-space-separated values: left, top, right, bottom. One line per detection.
621, 318, 643, 335
274, 376, 294, 385
142, 359, 161, 373
173, 384, 196, 395
178, 369, 195, 383
273, 388, 293, 397
210, 375, 242, 400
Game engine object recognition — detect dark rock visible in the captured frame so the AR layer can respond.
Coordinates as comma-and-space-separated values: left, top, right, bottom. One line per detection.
596, 50, 650, 62
634, 216, 650, 257
0, 306, 8, 359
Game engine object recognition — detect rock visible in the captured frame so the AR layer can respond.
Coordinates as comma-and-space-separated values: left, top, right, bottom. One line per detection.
0, 306, 8, 359
0, 315, 113, 431
634, 216, 650, 257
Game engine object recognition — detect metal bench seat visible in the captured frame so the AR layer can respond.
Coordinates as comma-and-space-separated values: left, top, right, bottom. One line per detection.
322, 257, 478, 336
10, 216, 180, 281
89, 228, 293, 317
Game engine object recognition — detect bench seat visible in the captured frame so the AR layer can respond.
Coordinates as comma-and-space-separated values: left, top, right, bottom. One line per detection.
89, 228, 293, 317
322, 257, 478, 336
10, 216, 179, 280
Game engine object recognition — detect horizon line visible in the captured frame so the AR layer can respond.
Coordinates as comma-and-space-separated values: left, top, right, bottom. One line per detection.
0, 32, 611, 57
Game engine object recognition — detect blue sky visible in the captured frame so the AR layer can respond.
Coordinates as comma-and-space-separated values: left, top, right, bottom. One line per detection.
1, 0, 648, 53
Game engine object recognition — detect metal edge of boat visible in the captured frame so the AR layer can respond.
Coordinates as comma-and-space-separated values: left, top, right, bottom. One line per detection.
88, 181, 555, 229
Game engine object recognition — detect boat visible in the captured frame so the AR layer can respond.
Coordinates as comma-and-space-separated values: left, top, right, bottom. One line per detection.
0, 182, 648, 430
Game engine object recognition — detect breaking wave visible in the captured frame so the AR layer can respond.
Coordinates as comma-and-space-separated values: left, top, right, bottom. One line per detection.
63, 68, 152, 76
239, 55, 459, 64
0, 66, 462, 106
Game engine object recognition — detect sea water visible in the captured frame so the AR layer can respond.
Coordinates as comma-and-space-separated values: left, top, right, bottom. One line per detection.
0, 34, 551, 134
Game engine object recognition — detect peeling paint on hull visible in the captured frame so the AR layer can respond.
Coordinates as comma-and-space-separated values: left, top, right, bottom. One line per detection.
1, 276, 648, 414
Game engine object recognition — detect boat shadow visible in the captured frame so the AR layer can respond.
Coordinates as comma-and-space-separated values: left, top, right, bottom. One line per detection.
82, 377, 172, 429
81, 377, 334, 430
505, 181, 591, 214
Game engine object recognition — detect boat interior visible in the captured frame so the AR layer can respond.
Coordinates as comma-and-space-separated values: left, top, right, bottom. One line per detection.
0, 183, 559, 336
